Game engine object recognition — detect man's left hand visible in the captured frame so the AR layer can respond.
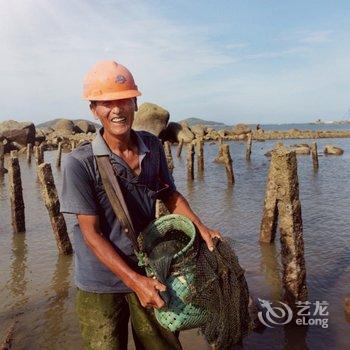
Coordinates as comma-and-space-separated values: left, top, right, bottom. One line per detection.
196, 223, 222, 251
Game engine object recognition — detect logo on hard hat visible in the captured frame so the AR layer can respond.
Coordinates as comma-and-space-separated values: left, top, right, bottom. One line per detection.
116, 75, 126, 84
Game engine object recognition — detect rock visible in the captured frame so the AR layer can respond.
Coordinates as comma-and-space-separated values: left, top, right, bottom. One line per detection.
205, 129, 220, 140
218, 129, 228, 138
37, 127, 54, 136
133, 102, 169, 137
161, 122, 195, 143
190, 124, 206, 139
75, 120, 96, 134
232, 123, 251, 135
290, 145, 310, 155
53, 119, 75, 134
0, 120, 36, 146
324, 145, 344, 155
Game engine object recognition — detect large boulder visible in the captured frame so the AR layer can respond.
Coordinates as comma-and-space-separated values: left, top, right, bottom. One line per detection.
53, 119, 75, 134
161, 122, 195, 143
190, 124, 206, 139
133, 102, 169, 137
0, 120, 36, 146
324, 145, 344, 155
75, 120, 96, 134
232, 123, 251, 135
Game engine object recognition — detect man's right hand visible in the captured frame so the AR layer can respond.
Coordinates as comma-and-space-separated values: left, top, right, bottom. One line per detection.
132, 275, 166, 309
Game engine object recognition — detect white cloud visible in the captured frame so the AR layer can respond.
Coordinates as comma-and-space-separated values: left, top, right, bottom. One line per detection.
299, 30, 333, 44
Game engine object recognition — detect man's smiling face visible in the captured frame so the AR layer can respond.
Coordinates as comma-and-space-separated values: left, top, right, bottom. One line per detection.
90, 98, 136, 137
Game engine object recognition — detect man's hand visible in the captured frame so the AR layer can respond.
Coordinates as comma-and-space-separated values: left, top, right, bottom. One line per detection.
132, 275, 167, 309
196, 223, 222, 251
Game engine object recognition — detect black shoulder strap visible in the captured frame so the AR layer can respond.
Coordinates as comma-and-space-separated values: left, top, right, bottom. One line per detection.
95, 155, 139, 252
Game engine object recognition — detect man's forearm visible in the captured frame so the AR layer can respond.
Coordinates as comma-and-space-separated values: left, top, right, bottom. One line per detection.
81, 227, 140, 290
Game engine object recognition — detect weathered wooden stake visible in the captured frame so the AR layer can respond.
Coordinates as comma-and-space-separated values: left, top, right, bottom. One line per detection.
246, 132, 252, 161
196, 139, 204, 172
56, 142, 63, 168
214, 143, 224, 163
70, 140, 76, 151
310, 142, 319, 170
156, 142, 173, 218
176, 138, 184, 158
26, 143, 32, 163
260, 144, 308, 306
8, 151, 25, 233
221, 144, 235, 184
0, 319, 18, 350
163, 141, 174, 173
0, 142, 7, 175
34, 145, 44, 165
187, 142, 195, 180
37, 163, 72, 255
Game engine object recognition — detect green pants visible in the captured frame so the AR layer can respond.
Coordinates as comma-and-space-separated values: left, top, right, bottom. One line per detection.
76, 289, 182, 350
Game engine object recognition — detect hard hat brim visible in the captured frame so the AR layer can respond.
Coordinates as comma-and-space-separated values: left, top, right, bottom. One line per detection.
82, 89, 141, 101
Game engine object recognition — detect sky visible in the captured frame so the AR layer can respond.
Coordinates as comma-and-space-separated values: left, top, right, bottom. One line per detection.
1, 0, 350, 125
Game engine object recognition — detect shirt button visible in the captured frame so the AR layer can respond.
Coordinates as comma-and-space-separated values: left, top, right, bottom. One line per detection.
124, 228, 129, 233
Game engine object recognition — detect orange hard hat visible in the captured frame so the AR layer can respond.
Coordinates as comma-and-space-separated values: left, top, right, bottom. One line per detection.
82, 60, 141, 101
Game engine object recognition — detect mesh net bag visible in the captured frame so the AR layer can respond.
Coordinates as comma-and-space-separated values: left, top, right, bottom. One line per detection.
137, 215, 252, 348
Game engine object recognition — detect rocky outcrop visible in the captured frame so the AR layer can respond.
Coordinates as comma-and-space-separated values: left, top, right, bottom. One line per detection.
133, 102, 169, 137
290, 144, 310, 155
161, 122, 195, 143
0, 120, 36, 146
53, 119, 75, 134
75, 120, 96, 134
190, 124, 206, 139
232, 123, 251, 135
324, 145, 344, 155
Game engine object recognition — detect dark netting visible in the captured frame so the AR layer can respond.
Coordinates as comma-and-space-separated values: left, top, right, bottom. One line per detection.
144, 229, 253, 349
187, 237, 252, 349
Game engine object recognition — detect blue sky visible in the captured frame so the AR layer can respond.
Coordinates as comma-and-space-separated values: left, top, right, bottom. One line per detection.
1, 0, 350, 125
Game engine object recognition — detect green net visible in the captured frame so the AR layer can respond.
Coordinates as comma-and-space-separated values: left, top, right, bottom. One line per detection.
138, 215, 252, 349
188, 237, 252, 349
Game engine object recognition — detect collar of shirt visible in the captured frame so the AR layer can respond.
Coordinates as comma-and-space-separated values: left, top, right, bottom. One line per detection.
91, 127, 150, 172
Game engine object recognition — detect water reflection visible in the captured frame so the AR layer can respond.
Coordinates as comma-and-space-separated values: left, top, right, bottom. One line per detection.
6, 233, 29, 311
283, 324, 309, 350
41, 254, 72, 346
259, 242, 282, 301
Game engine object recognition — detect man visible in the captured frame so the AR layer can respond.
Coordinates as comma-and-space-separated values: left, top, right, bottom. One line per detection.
61, 60, 221, 350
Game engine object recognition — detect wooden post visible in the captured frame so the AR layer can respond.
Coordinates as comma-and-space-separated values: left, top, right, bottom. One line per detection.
163, 141, 174, 173
26, 143, 32, 163
0, 142, 7, 175
260, 144, 308, 306
0, 319, 18, 350
196, 139, 204, 172
156, 142, 173, 218
70, 140, 76, 151
221, 144, 234, 184
214, 143, 224, 163
310, 142, 319, 170
246, 132, 252, 161
259, 158, 278, 243
8, 151, 25, 233
34, 145, 44, 165
37, 163, 72, 255
187, 142, 195, 180
176, 138, 184, 158
56, 142, 63, 168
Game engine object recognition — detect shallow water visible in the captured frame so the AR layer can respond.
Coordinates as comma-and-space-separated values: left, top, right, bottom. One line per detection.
1, 138, 350, 349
